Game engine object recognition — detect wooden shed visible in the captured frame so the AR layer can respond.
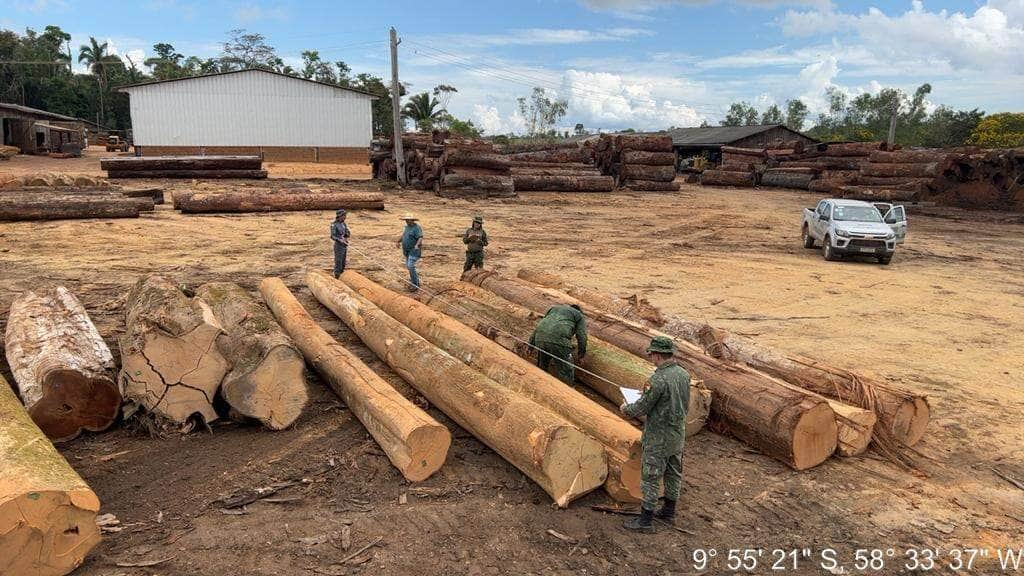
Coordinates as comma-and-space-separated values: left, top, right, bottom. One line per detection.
667, 124, 816, 163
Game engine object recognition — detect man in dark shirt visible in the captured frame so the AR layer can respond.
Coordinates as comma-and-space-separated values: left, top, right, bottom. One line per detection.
330, 209, 350, 278
396, 214, 423, 291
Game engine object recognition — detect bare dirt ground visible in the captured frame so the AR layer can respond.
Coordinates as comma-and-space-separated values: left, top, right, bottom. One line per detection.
1, 154, 1022, 575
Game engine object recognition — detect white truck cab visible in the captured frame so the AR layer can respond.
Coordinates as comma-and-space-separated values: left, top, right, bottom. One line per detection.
802, 199, 906, 265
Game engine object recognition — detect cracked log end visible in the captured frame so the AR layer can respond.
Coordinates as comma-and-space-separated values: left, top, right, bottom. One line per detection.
401, 424, 453, 482
890, 397, 930, 447
28, 370, 120, 442
541, 425, 608, 508
220, 344, 307, 430
604, 449, 643, 503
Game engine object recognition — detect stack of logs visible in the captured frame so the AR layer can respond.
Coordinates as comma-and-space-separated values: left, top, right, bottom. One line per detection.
504, 141, 615, 193
594, 134, 680, 191
370, 130, 499, 193
0, 181, 161, 221
101, 155, 268, 179
440, 149, 515, 198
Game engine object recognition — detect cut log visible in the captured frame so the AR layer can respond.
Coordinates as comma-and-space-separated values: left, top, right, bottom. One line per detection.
616, 134, 673, 152
101, 155, 262, 171
510, 161, 597, 169
860, 162, 938, 178
0, 197, 144, 221
107, 169, 268, 179
621, 151, 676, 165
500, 140, 583, 154
701, 170, 754, 187
820, 142, 888, 156
508, 149, 592, 163
855, 176, 934, 187
0, 191, 155, 213
760, 172, 814, 189
618, 164, 676, 182
837, 185, 922, 202
766, 166, 819, 174
868, 150, 951, 164
174, 191, 384, 213
511, 167, 601, 177
720, 161, 756, 171
259, 278, 449, 480
720, 146, 767, 158
778, 158, 864, 170
443, 150, 511, 172
118, 275, 230, 425
307, 271, 607, 507
341, 271, 645, 501
0, 373, 102, 576
517, 268, 664, 326
807, 179, 846, 194
440, 174, 515, 196
621, 180, 681, 192
513, 175, 615, 192
193, 282, 307, 430
425, 281, 711, 441
4, 286, 120, 442
463, 269, 838, 470
122, 187, 166, 204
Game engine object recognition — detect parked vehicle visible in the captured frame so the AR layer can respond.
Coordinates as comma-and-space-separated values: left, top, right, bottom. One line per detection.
105, 133, 130, 152
801, 199, 906, 265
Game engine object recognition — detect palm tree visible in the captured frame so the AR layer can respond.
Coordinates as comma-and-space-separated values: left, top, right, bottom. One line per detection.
78, 37, 110, 125
402, 92, 444, 131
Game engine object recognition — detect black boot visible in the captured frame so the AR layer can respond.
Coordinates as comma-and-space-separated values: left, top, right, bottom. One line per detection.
623, 507, 655, 533
655, 499, 676, 521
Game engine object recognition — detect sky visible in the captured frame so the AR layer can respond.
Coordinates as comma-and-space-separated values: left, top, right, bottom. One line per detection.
4, 0, 1023, 134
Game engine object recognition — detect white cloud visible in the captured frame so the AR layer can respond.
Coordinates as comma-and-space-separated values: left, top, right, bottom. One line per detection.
561, 69, 704, 130
425, 28, 652, 49
579, 0, 830, 15
795, 56, 839, 113
472, 105, 527, 135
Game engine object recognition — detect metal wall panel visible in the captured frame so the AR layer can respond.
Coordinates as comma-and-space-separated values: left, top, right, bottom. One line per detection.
124, 70, 373, 147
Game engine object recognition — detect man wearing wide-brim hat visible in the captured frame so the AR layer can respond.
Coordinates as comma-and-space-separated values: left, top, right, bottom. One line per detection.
396, 214, 423, 291
330, 209, 350, 278
462, 215, 488, 273
620, 335, 691, 533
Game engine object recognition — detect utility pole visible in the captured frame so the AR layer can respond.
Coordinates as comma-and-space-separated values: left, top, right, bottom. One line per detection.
887, 101, 898, 146
390, 27, 406, 185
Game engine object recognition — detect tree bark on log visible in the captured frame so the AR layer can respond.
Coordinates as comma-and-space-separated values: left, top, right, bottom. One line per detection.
618, 164, 676, 182
462, 269, 838, 470
760, 172, 814, 189
838, 186, 922, 202
259, 278, 449, 481
440, 174, 515, 196
193, 282, 307, 430
868, 150, 951, 164
512, 175, 615, 192
0, 191, 155, 213
855, 176, 934, 187
0, 197, 144, 221
0, 373, 102, 576
510, 161, 597, 169
118, 275, 230, 426
511, 167, 601, 177
174, 191, 384, 213
507, 149, 592, 163
720, 161, 756, 171
778, 158, 864, 170
720, 146, 767, 158
100, 155, 262, 171
615, 134, 673, 152
621, 151, 676, 165
424, 281, 711, 441
621, 180, 681, 191
4, 286, 120, 442
807, 179, 845, 194
701, 170, 754, 187
107, 169, 268, 179
341, 271, 645, 502
307, 271, 607, 507
442, 150, 511, 172
861, 162, 938, 178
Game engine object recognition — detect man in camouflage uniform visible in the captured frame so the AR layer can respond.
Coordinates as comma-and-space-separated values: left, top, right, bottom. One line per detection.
462, 215, 488, 272
330, 209, 350, 278
620, 336, 690, 533
528, 304, 587, 384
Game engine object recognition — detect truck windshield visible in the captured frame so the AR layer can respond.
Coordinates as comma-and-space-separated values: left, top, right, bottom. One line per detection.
833, 206, 882, 222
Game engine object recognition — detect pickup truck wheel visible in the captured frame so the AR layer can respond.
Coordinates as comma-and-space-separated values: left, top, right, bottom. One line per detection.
801, 225, 816, 248
877, 255, 892, 265
822, 236, 839, 261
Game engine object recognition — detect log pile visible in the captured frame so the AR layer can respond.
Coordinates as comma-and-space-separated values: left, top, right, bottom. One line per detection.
0, 144, 18, 159
594, 134, 680, 191
0, 172, 108, 188
440, 149, 514, 199
928, 148, 1024, 211
171, 190, 385, 214
505, 141, 614, 193
701, 146, 764, 187
101, 155, 267, 179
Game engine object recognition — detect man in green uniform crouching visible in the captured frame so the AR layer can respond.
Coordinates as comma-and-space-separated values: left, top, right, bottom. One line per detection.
528, 304, 587, 384
620, 336, 690, 533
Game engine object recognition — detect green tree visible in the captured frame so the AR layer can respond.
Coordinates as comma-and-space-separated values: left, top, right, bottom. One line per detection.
516, 87, 568, 136
220, 29, 277, 70
445, 115, 482, 137
353, 72, 397, 137
301, 50, 337, 84
721, 101, 759, 126
144, 43, 186, 80
78, 36, 117, 125
760, 104, 784, 125
402, 92, 444, 131
785, 99, 809, 131
967, 113, 1024, 147
917, 106, 984, 148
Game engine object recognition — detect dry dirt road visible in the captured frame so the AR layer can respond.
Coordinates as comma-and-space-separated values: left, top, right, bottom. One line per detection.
0, 167, 1022, 575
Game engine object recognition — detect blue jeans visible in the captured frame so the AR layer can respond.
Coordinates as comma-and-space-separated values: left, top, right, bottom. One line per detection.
405, 254, 421, 289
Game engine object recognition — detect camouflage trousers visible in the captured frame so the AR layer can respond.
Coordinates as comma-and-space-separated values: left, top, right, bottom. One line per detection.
463, 250, 484, 272
535, 341, 574, 384
640, 440, 684, 511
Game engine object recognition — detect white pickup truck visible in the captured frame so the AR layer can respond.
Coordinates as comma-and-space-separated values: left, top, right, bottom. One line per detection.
801, 199, 907, 265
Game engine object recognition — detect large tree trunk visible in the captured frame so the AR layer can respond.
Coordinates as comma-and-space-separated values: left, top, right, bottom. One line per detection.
423, 281, 711, 442
507, 149, 592, 163
621, 180, 681, 191
306, 271, 607, 507
760, 171, 815, 189
259, 278, 449, 481
100, 155, 262, 171
341, 272, 646, 502
174, 191, 384, 213
838, 185, 922, 202
0, 373, 102, 576
512, 175, 615, 192
511, 167, 601, 177
4, 286, 121, 442
621, 151, 676, 165
194, 282, 308, 430
618, 164, 676, 182
442, 150, 511, 172
519, 272, 896, 455
118, 276, 230, 426
0, 197, 146, 221
868, 150, 951, 164
107, 169, 269, 179
0, 191, 154, 212
860, 162, 939, 178
701, 170, 754, 187
615, 134, 673, 152
462, 270, 838, 470
440, 174, 516, 197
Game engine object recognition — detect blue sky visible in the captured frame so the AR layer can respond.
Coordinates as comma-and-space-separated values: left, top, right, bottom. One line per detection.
5, 0, 1023, 133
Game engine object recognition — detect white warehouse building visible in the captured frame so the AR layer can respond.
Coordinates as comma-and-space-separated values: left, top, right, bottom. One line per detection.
120, 68, 375, 163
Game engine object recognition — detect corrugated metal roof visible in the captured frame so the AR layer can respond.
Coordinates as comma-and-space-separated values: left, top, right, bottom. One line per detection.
667, 124, 797, 146
0, 102, 81, 123
119, 68, 378, 99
